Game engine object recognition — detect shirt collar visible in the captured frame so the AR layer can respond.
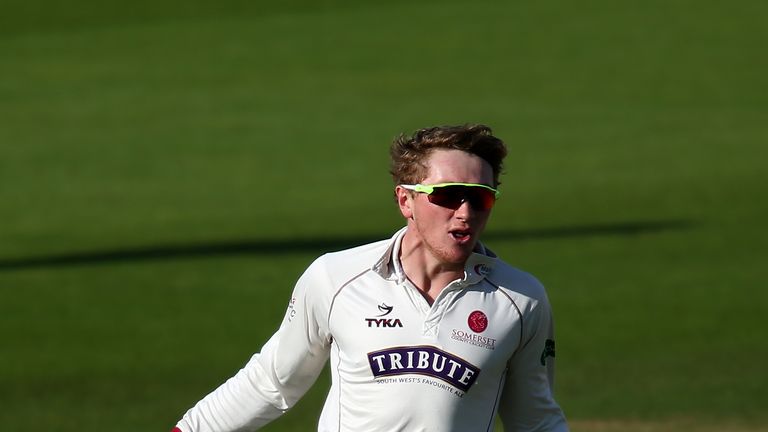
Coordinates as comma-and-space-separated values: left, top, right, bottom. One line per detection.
372, 227, 406, 280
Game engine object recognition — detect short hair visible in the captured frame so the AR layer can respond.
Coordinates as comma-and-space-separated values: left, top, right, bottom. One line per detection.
389, 124, 508, 187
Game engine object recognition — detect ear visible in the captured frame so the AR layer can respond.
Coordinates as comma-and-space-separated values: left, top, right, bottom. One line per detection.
395, 185, 414, 220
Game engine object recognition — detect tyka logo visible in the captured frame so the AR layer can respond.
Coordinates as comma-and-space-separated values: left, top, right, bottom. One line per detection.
366, 318, 403, 328
367, 345, 480, 392
377, 303, 394, 316
365, 303, 402, 328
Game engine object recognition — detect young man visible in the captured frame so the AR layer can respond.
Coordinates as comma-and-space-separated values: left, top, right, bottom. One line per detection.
174, 124, 568, 431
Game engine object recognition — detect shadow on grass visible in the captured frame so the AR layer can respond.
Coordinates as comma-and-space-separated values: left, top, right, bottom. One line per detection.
0, 219, 693, 271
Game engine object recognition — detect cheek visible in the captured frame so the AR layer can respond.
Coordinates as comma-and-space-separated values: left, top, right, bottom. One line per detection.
478, 210, 492, 222
415, 200, 450, 222
474, 211, 491, 227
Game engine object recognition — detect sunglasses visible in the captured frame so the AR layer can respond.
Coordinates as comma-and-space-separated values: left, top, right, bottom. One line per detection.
400, 183, 500, 211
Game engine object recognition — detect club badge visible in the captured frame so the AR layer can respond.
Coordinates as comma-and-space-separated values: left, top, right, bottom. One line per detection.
467, 310, 488, 333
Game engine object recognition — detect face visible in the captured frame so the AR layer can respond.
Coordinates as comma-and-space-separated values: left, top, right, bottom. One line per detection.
396, 149, 495, 269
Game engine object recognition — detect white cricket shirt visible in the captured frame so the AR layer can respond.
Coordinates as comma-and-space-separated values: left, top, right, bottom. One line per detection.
176, 228, 568, 432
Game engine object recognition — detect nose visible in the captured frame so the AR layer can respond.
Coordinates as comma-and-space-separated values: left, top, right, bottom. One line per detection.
453, 200, 474, 220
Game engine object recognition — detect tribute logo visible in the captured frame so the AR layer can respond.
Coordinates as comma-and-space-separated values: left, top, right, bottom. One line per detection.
367, 345, 480, 392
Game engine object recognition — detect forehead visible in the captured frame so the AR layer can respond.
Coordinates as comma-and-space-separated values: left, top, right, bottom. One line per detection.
421, 149, 494, 185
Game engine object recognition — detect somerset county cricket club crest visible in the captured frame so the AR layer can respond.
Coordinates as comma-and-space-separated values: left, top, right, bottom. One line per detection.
467, 310, 488, 333
451, 310, 497, 350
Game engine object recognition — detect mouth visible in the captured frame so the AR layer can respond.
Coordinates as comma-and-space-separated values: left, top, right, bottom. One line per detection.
449, 229, 473, 244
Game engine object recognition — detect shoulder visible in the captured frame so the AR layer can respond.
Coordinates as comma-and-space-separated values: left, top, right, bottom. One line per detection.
486, 259, 551, 313
292, 239, 390, 318
302, 238, 391, 287
485, 260, 557, 343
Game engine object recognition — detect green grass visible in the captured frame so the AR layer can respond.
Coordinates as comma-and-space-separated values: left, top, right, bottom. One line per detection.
1, 0, 767, 430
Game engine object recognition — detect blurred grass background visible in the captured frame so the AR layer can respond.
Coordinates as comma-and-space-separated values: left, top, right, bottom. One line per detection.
1, 0, 766, 430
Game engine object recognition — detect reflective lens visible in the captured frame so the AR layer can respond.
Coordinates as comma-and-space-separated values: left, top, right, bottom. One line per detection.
402, 183, 499, 211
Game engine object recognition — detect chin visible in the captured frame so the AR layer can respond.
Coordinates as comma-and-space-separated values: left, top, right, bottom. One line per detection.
442, 248, 473, 266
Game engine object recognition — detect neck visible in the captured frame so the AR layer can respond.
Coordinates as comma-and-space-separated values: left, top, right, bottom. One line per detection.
398, 229, 466, 304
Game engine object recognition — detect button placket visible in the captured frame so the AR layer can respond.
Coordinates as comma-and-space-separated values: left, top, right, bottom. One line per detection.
422, 280, 464, 336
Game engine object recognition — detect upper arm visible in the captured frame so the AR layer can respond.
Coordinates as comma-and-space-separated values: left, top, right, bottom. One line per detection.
175, 257, 334, 432
498, 295, 567, 432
